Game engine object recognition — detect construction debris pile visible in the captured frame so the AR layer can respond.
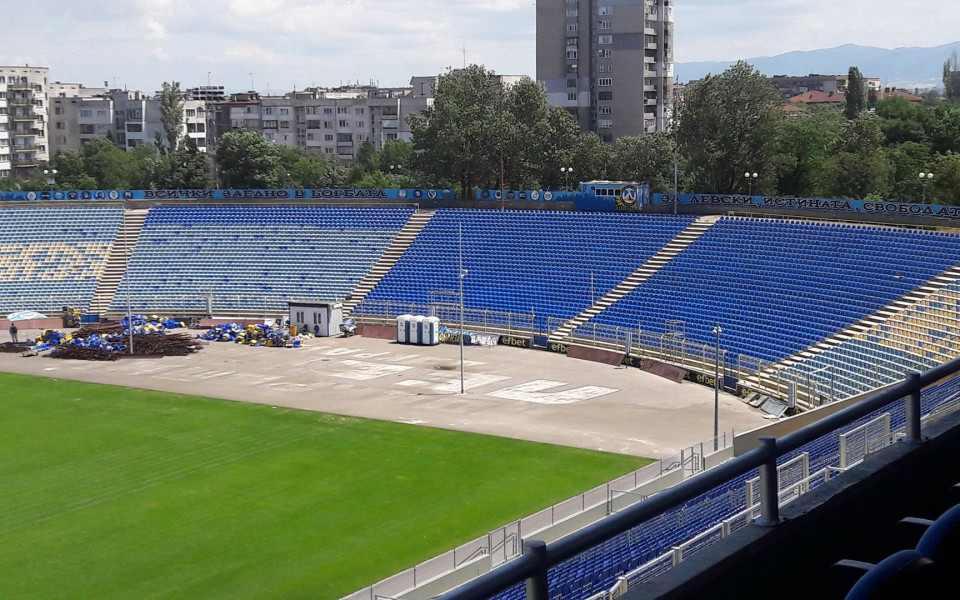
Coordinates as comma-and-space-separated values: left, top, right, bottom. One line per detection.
47, 315, 203, 361
0, 341, 33, 353
198, 323, 302, 348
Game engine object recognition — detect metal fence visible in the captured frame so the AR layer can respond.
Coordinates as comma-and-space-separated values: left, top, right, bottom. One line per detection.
354, 300, 537, 337
341, 434, 736, 600
436, 360, 960, 600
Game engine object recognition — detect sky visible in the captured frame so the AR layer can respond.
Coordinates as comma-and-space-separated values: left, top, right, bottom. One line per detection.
3, 0, 959, 93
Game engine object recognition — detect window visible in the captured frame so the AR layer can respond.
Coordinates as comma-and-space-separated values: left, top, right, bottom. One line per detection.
566, 37, 578, 46
324, 147, 333, 154
338, 119, 348, 127
323, 108, 333, 115
565, 8, 578, 17
598, 49, 612, 58
598, 119, 612, 129
323, 121, 332, 128
55, 121, 64, 129
337, 133, 352, 143
567, 23, 577, 33
598, 105, 612, 115
306, 120, 321, 129
97, 110, 108, 118
598, 35, 613, 44
79, 124, 95, 134
54, 105, 62, 115
263, 120, 278, 129
598, 91, 613, 101
185, 109, 196, 117
598, 20, 612, 30
280, 121, 290, 128
356, 121, 365, 128
324, 134, 334, 141
566, 49, 578, 60
599, 64, 612, 73
598, 78, 613, 87
567, 93, 577, 101
127, 123, 143, 132
567, 79, 577, 88
598, 6, 612, 15
601, 134, 613, 143
280, 108, 290, 115
337, 107, 349, 114
355, 107, 364, 114
386, 133, 398, 140
264, 107, 274, 115
79, 109, 92, 118
356, 134, 364, 141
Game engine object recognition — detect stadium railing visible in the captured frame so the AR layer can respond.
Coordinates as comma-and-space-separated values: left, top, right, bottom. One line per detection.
433, 359, 960, 600
340, 435, 737, 600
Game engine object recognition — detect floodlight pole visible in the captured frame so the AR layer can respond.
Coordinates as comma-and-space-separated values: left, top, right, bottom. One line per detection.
713, 324, 723, 450
124, 208, 134, 355
459, 223, 466, 395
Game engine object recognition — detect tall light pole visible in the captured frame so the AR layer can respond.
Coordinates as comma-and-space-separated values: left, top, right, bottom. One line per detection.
712, 324, 723, 451
561, 166, 573, 191
458, 223, 467, 395
919, 172, 934, 202
744, 172, 758, 196
673, 156, 679, 215
390, 164, 402, 180
43, 168, 57, 187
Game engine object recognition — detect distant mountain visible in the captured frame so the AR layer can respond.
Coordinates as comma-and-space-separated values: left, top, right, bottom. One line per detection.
676, 42, 960, 89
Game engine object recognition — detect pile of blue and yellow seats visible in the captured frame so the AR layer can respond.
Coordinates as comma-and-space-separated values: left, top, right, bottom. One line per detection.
198, 323, 302, 348
49, 316, 201, 360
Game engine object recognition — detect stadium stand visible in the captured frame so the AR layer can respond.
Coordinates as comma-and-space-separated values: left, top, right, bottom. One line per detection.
484, 375, 960, 600
361, 209, 696, 329
0, 205, 124, 313
581, 218, 960, 363
107, 205, 414, 314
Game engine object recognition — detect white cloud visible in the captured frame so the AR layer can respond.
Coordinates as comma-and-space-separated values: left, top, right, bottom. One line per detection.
15, 0, 959, 93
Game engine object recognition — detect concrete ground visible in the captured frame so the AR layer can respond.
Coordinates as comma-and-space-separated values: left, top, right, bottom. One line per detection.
0, 328, 769, 458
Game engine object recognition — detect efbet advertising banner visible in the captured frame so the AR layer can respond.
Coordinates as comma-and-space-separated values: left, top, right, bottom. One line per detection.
653, 193, 960, 221
0, 188, 456, 202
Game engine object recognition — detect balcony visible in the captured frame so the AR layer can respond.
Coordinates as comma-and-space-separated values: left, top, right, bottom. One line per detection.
12, 156, 39, 167
12, 144, 38, 151
10, 114, 38, 121
7, 98, 32, 106
646, 43, 658, 50
7, 82, 35, 91
11, 130, 37, 137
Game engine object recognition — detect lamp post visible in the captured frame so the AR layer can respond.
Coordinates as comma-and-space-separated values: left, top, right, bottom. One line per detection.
712, 324, 723, 451
43, 168, 57, 187
390, 164, 402, 180
458, 223, 468, 395
744, 172, 758, 196
561, 166, 573, 191
919, 172, 934, 202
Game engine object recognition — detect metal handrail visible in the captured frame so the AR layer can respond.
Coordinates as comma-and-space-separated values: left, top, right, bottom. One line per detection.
437, 357, 960, 600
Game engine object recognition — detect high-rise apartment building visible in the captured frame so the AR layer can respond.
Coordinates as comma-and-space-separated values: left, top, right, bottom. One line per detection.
537, 0, 674, 141
0, 66, 50, 177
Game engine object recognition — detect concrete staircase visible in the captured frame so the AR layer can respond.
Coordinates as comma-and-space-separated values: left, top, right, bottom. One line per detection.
549, 215, 721, 342
88, 208, 149, 316
342, 209, 436, 315
741, 263, 960, 409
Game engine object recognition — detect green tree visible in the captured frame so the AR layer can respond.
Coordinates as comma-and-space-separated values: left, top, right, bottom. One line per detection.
214, 130, 281, 188
875, 96, 933, 145
168, 137, 210, 188
931, 101, 960, 155
930, 153, 960, 205
845, 66, 867, 120
610, 133, 677, 192
771, 106, 844, 196
354, 140, 378, 174
535, 106, 580, 189
823, 115, 893, 199
376, 139, 414, 175
676, 61, 783, 193
943, 52, 960, 100
409, 65, 503, 198
571, 133, 612, 184
158, 81, 185, 155
884, 142, 935, 201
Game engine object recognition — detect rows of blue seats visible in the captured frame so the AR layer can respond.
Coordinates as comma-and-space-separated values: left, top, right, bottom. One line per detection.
364, 210, 695, 329
0, 206, 124, 312
108, 206, 413, 313
493, 376, 960, 600
586, 218, 960, 363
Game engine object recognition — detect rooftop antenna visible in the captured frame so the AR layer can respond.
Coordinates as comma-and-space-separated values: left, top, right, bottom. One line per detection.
249, 72, 255, 91
462, 46, 467, 68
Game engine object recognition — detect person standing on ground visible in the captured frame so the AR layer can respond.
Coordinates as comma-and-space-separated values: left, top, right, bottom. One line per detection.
9, 322, 18, 343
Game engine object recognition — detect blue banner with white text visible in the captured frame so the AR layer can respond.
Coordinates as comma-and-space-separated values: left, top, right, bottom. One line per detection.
0, 188, 456, 202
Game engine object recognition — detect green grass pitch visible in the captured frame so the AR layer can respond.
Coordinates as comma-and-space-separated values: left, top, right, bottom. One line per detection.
0, 373, 650, 599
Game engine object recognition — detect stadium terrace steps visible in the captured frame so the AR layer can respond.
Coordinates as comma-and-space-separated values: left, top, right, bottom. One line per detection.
548, 215, 721, 342
342, 209, 436, 315
742, 264, 960, 410
90, 209, 150, 316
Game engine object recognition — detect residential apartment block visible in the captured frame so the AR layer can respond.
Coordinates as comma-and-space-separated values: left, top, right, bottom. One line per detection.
537, 0, 674, 141
207, 79, 436, 163
769, 73, 881, 100
0, 66, 50, 178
